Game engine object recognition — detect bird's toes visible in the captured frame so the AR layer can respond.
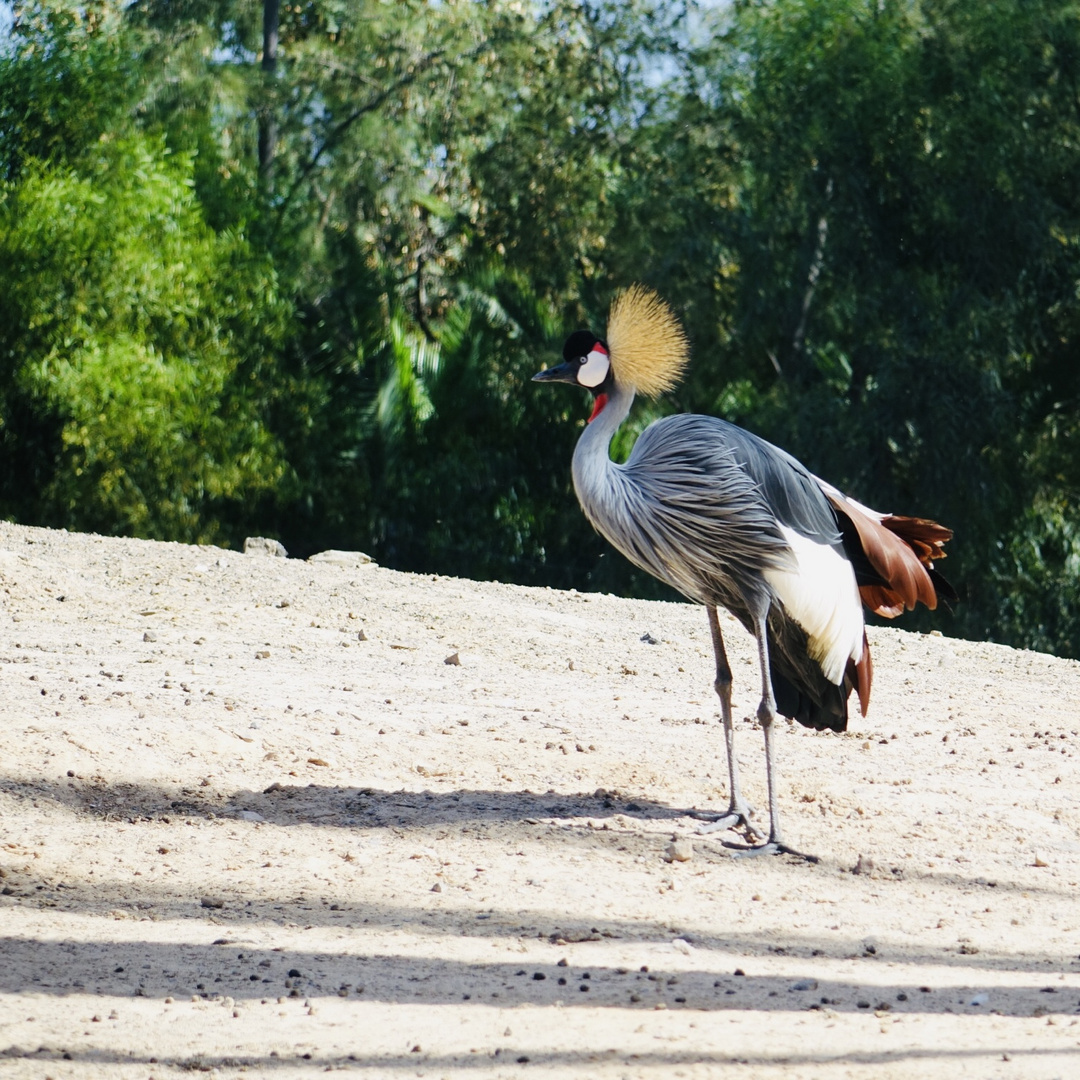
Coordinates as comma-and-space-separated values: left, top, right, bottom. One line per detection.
692, 806, 761, 838
695, 813, 741, 835
727, 840, 819, 863
728, 840, 783, 858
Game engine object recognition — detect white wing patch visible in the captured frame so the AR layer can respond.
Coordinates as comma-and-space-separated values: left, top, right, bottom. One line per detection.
763, 526, 864, 686
812, 474, 887, 520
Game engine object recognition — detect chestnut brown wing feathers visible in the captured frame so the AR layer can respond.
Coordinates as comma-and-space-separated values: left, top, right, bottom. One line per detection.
826, 495, 954, 618
850, 631, 873, 718
881, 514, 952, 564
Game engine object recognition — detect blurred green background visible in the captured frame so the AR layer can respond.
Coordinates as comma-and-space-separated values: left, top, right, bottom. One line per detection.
2, 0, 1079, 656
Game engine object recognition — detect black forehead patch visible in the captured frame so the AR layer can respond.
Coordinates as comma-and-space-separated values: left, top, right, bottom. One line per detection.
563, 329, 604, 361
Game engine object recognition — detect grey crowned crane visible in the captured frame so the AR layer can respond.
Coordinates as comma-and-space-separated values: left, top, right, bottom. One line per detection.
533, 285, 954, 856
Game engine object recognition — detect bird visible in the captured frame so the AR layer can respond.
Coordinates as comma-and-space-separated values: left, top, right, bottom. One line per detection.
533, 284, 954, 856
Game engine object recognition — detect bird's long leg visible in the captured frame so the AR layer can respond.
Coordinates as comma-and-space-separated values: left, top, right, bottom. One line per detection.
728, 613, 817, 862
695, 606, 761, 839
756, 620, 783, 846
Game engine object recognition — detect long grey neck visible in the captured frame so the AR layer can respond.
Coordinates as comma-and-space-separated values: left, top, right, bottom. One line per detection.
571, 380, 635, 522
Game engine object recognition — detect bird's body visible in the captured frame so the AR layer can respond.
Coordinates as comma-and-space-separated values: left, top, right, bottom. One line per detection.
534, 286, 954, 855
574, 393, 866, 732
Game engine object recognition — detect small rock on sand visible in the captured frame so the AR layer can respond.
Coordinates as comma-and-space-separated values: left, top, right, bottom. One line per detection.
664, 838, 693, 863
243, 537, 288, 557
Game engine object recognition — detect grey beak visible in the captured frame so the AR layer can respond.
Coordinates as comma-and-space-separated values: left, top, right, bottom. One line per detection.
532, 360, 578, 385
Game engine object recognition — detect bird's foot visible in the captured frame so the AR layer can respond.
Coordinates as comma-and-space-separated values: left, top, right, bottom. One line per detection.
723, 839, 819, 863
691, 805, 762, 840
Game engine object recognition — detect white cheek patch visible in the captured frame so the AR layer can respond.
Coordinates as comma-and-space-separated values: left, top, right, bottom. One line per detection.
577, 349, 610, 388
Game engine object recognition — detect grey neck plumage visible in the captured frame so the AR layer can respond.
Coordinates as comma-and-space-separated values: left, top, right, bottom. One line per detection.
571, 380, 635, 538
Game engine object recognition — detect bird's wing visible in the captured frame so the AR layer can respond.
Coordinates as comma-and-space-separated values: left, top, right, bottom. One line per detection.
606, 415, 841, 608
609, 412, 794, 600
619, 416, 867, 694
697, 419, 845, 547
626, 415, 842, 543
812, 476, 954, 616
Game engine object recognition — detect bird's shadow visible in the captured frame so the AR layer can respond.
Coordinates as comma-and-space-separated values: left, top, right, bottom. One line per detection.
2, 772, 695, 830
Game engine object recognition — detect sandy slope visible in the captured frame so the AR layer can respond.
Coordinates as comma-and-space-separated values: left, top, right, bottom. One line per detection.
1, 518, 1079, 1079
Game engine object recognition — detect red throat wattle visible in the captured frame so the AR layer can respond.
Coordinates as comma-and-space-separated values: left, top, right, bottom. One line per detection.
587, 394, 609, 424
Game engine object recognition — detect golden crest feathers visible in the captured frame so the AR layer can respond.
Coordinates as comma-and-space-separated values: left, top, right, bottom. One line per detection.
605, 284, 689, 397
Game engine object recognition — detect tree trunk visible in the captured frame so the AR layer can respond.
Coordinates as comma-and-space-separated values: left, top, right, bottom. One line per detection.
789, 177, 833, 370
258, 0, 280, 181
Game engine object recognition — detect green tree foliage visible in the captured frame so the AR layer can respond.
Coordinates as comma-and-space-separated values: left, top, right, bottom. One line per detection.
685, 0, 1080, 653
0, 6, 289, 540
117, 0, 673, 578
1, 0, 1079, 655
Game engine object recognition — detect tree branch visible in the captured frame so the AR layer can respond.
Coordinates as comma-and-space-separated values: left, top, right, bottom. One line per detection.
789, 176, 833, 368
274, 50, 446, 225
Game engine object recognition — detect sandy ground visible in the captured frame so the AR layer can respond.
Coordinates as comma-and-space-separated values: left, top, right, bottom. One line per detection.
1, 519, 1079, 1079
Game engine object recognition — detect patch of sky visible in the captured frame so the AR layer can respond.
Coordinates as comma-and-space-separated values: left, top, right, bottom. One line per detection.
0, 2, 15, 54
211, 22, 257, 66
